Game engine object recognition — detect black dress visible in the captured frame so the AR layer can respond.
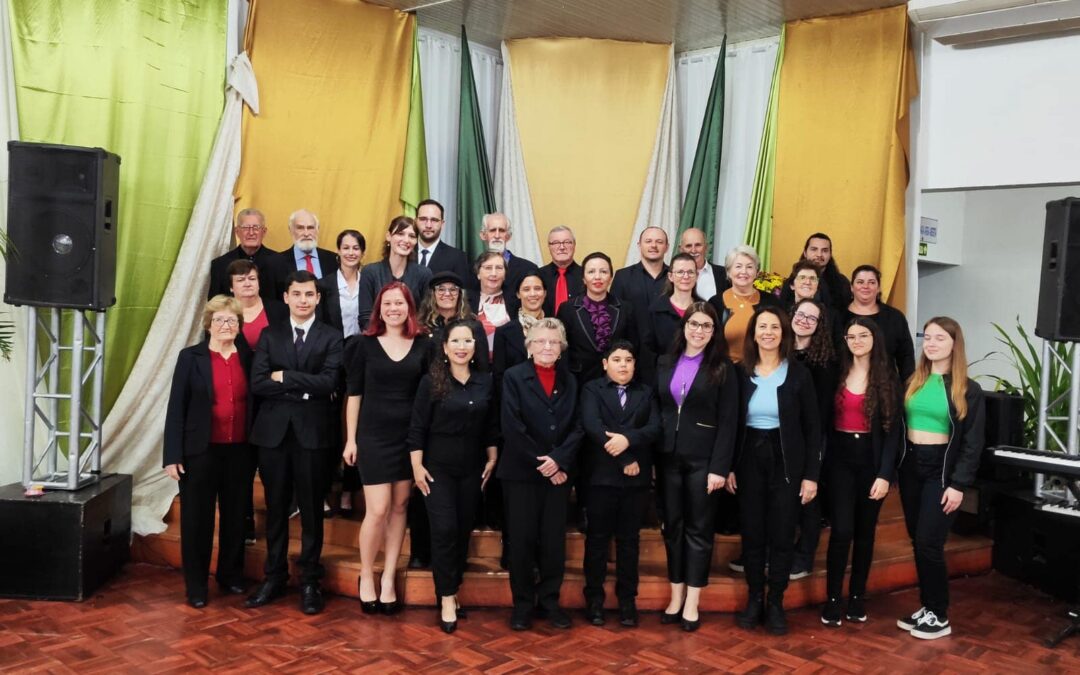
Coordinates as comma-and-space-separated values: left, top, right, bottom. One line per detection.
347, 334, 430, 485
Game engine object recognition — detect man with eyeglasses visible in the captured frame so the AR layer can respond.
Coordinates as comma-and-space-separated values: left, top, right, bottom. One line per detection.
537, 225, 585, 316
208, 209, 283, 302
415, 199, 472, 284
679, 228, 731, 301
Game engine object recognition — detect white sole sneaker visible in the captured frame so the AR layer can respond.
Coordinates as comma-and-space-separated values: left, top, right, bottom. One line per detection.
911, 623, 952, 640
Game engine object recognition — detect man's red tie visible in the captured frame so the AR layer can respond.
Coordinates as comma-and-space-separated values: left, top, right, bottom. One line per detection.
555, 267, 569, 314
304, 254, 314, 274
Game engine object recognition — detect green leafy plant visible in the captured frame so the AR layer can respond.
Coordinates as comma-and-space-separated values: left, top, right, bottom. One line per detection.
977, 318, 1072, 450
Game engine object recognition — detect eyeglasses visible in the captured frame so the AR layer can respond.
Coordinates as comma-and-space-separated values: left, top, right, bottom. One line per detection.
531, 339, 562, 347
434, 285, 460, 296
211, 317, 239, 327
687, 320, 715, 333
671, 270, 696, 278
237, 225, 264, 232
845, 332, 873, 342
793, 311, 819, 325
794, 274, 819, 283
548, 240, 574, 248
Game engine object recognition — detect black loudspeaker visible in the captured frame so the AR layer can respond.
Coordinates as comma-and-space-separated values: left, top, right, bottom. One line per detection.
1036, 197, 1080, 341
3, 141, 120, 311
993, 490, 1080, 603
0, 474, 131, 601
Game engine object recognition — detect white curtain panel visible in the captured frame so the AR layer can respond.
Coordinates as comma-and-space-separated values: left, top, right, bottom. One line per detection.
676, 36, 779, 264
493, 41, 544, 266
417, 27, 502, 246
625, 48, 681, 267
102, 52, 260, 535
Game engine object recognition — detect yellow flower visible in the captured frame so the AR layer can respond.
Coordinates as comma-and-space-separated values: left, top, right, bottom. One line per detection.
753, 271, 785, 294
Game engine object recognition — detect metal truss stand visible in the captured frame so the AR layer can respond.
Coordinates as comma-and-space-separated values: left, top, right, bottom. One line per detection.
1034, 340, 1080, 507
21, 307, 105, 491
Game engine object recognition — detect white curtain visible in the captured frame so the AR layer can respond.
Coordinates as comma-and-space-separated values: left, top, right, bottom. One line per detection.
492, 41, 544, 266
417, 27, 502, 246
676, 37, 779, 263
625, 49, 681, 266
102, 53, 260, 535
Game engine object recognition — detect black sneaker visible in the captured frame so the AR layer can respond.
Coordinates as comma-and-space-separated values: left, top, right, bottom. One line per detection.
765, 601, 788, 636
897, 606, 927, 631
846, 595, 867, 623
788, 563, 811, 580
910, 610, 951, 640
728, 555, 745, 573
820, 597, 843, 627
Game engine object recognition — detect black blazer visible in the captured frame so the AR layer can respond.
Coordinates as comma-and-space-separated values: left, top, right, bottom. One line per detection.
611, 261, 669, 317
274, 247, 339, 297
555, 294, 643, 385
249, 319, 343, 450
497, 361, 583, 482
579, 378, 661, 487
537, 261, 585, 318
656, 353, 739, 475
316, 272, 365, 337
703, 262, 732, 297
424, 241, 472, 282
208, 245, 282, 302
163, 340, 253, 466
735, 359, 823, 482
492, 318, 529, 389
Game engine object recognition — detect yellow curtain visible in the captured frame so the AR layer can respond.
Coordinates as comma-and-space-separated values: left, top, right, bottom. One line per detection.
508, 39, 669, 265
770, 5, 916, 304
235, 0, 414, 253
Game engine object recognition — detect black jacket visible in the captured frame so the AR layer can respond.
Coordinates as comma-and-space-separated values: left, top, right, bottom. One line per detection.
579, 378, 661, 487
497, 361, 582, 482
249, 319, 343, 450
611, 261, 669, 320
208, 245, 282, 302
537, 261, 585, 317
274, 246, 339, 297
407, 372, 500, 475
793, 349, 838, 438
899, 375, 985, 490
423, 241, 472, 282
833, 381, 904, 483
163, 340, 253, 466
656, 353, 739, 476
834, 303, 915, 382
356, 260, 433, 327
735, 359, 823, 482
492, 318, 530, 389
701, 262, 732, 297
556, 293, 643, 385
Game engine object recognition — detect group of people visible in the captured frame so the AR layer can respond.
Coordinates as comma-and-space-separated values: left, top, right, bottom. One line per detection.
164, 201, 985, 642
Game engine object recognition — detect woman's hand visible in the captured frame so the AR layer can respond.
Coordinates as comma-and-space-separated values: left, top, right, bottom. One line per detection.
481, 459, 497, 490
941, 486, 964, 514
550, 470, 568, 485
536, 455, 559, 478
604, 432, 630, 456
164, 463, 184, 481
869, 478, 890, 500
725, 472, 738, 495
342, 440, 357, 466
800, 479, 818, 505
706, 472, 726, 494
413, 462, 434, 497
623, 461, 640, 477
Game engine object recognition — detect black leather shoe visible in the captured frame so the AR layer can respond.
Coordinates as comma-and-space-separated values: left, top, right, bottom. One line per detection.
661, 610, 682, 625
408, 555, 429, 569
187, 595, 207, 609
548, 608, 572, 629
455, 600, 468, 620
440, 618, 457, 634
585, 601, 605, 626
244, 580, 286, 608
380, 599, 402, 615
681, 616, 701, 632
735, 594, 764, 630
510, 610, 532, 631
217, 581, 247, 595
300, 584, 325, 615
765, 601, 788, 635
619, 602, 639, 627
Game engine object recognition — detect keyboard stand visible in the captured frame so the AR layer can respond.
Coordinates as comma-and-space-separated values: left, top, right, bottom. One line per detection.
1045, 607, 1080, 648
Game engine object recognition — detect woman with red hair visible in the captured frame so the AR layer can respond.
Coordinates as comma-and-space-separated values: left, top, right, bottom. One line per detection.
343, 281, 429, 615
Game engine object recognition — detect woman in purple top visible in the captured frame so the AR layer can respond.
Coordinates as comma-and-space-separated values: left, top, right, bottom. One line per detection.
654, 302, 738, 631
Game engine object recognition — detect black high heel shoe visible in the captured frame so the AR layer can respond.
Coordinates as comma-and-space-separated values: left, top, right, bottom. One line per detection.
358, 577, 380, 615
455, 596, 467, 620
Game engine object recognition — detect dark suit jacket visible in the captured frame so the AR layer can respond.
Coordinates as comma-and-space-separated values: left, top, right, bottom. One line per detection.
275, 246, 339, 297
579, 378, 661, 487
492, 318, 529, 389
555, 294, 643, 385
423, 241, 472, 282
163, 340, 253, 466
656, 353, 739, 476
701, 262, 732, 297
501, 251, 539, 312
249, 319, 343, 450
612, 261, 668, 313
208, 245, 282, 302
537, 261, 585, 317
316, 272, 364, 337
497, 361, 582, 482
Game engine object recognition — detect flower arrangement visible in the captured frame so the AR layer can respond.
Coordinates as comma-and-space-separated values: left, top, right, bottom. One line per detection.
753, 271, 785, 296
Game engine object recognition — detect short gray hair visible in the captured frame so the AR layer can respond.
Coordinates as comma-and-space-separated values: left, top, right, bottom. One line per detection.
524, 317, 568, 351
481, 212, 512, 236
547, 225, 575, 242
235, 208, 265, 228
725, 244, 761, 274
288, 208, 320, 231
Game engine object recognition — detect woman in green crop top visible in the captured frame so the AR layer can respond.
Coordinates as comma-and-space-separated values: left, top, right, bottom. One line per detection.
898, 317, 985, 642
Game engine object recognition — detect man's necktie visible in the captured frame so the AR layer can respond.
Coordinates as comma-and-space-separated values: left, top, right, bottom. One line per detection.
555, 267, 569, 313
421, 249, 429, 267
617, 384, 627, 409
304, 254, 314, 274
294, 326, 305, 352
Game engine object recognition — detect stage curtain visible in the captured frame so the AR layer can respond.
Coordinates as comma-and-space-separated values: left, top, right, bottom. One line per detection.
400, 22, 429, 218
8, 0, 227, 414
743, 28, 786, 272
235, 0, 414, 252
770, 6, 916, 302
507, 38, 669, 265
457, 26, 497, 262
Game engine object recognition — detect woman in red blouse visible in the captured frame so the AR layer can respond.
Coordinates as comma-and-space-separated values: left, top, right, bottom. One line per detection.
163, 296, 253, 608
228, 259, 288, 350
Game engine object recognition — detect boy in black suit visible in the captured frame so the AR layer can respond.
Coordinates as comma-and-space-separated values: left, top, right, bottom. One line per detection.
579, 339, 661, 627
245, 271, 342, 615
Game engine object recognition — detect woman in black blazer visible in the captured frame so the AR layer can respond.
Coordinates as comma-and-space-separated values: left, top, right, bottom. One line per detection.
498, 317, 583, 631
728, 306, 822, 635
643, 253, 700, 365
655, 301, 738, 632
163, 296, 253, 608
492, 272, 547, 388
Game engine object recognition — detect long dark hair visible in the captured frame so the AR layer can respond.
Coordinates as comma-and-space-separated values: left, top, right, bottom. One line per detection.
741, 306, 794, 374
429, 318, 483, 400
791, 298, 835, 367
668, 301, 729, 384
837, 316, 899, 431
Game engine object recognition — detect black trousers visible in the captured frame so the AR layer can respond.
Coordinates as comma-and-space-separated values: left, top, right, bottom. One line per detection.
408, 487, 432, 561
583, 485, 647, 604
178, 443, 253, 597
825, 432, 885, 598
503, 479, 570, 612
259, 428, 329, 585
898, 443, 958, 619
738, 429, 800, 602
424, 465, 480, 598
660, 452, 718, 588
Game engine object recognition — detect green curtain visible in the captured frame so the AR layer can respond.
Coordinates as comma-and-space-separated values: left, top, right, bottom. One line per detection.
400, 20, 429, 217
9, 0, 227, 414
455, 25, 496, 262
743, 25, 786, 272
677, 35, 726, 247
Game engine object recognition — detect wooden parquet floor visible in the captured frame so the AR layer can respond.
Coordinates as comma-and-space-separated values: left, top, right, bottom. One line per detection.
1, 564, 1078, 674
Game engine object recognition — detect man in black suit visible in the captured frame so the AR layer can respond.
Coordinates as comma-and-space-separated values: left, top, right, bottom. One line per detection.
612, 226, 670, 317
480, 212, 538, 305
274, 209, 339, 297
207, 208, 282, 302
537, 225, 585, 317
415, 198, 472, 282
245, 270, 343, 615
680, 227, 730, 301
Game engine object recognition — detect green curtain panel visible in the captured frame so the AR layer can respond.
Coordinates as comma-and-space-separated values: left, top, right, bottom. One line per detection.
400, 21, 430, 217
677, 35, 726, 248
743, 25, 785, 272
9, 0, 227, 414
455, 25, 496, 262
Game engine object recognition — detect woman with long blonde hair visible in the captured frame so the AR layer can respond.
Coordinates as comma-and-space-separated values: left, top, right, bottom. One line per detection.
897, 317, 985, 641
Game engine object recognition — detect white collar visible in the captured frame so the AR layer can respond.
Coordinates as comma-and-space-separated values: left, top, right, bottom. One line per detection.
290, 315, 316, 335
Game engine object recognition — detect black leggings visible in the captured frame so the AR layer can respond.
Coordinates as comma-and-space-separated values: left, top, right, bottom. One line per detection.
898, 443, 958, 619
825, 431, 885, 598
